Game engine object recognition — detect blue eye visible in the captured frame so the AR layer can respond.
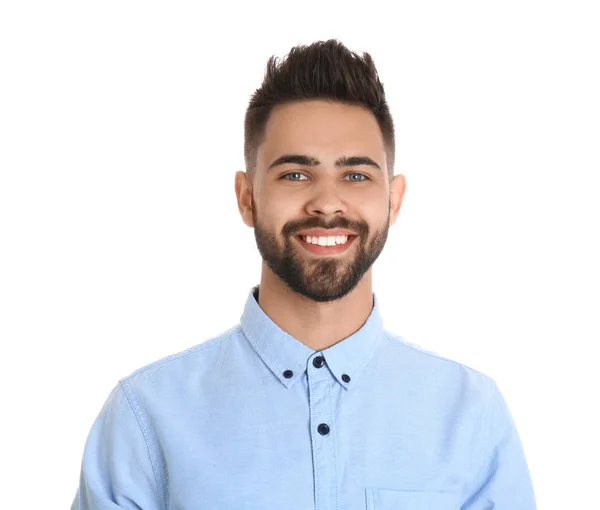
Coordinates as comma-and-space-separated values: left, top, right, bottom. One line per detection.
281, 172, 369, 181
282, 172, 307, 181
345, 173, 368, 182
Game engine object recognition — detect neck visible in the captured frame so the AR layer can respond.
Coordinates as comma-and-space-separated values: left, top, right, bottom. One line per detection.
256, 264, 374, 351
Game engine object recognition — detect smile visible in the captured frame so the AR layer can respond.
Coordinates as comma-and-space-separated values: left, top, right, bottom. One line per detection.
295, 235, 357, 256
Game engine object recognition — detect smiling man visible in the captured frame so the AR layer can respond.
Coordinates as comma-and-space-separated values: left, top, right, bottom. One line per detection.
71, 40, 537, 509
241, 97, 397, 352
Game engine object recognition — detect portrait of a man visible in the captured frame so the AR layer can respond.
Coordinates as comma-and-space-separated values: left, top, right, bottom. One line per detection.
70, 39, 536, 509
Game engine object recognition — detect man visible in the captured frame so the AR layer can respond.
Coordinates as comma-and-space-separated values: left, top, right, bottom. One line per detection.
72, 40, 536, 509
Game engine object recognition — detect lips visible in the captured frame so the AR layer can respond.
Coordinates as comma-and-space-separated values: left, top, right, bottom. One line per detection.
295, 229, 357, 237
295, 234, 357, 255
296, 234, 357, 240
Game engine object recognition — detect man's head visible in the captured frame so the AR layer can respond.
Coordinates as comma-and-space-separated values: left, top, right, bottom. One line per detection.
235, 40, 406, 303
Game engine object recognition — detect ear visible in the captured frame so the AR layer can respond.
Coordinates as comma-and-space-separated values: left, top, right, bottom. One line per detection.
389, 174, 407, 227
235, 170, 255, 228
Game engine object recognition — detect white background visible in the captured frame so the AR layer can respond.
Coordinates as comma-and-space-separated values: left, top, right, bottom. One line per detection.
1, 1, 598, 508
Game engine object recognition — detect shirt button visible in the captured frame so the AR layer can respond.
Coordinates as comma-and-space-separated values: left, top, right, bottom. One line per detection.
317, 423, 330, 435
312, 356, 325, 368
283, 370, 293, 378
342, 374, 351, 383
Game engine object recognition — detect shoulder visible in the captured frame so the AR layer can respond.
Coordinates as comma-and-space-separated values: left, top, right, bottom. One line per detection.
381, 329, 496, 391
119, 324, 242, 387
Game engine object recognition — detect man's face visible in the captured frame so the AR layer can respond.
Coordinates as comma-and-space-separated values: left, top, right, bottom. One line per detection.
239, 99, 403, 303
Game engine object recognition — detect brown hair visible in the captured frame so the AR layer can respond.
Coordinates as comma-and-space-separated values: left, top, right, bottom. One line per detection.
244, 39, 395, 182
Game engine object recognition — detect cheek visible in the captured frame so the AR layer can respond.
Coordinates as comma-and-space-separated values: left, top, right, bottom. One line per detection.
256, 199, 296, 235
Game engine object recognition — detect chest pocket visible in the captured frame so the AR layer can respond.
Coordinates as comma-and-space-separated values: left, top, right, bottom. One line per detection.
365, 488, 458, 510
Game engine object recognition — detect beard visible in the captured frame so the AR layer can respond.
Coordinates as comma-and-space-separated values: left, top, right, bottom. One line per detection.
251, 200, 390, 303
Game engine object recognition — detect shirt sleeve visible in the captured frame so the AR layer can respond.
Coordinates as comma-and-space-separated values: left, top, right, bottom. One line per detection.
462, 377, 537, 509
71, 382, 164, 510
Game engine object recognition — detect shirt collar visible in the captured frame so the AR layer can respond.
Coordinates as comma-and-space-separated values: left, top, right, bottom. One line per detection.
239, 284, 384, 391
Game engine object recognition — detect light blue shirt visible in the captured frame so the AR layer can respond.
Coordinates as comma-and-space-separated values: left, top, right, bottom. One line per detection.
72, 285, 536, 509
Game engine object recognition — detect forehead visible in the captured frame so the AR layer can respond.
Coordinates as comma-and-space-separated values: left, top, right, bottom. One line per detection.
257, 100, 385, 168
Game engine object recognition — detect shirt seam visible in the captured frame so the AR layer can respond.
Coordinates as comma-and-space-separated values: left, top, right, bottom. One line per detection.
124, 325, 239, 381
466, 375, 494, 498
382, 330, 493, 379
119, 380, 167, 510
328, 382, 339, 510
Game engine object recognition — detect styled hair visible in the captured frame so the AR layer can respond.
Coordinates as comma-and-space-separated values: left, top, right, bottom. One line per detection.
244, 39, 395, 181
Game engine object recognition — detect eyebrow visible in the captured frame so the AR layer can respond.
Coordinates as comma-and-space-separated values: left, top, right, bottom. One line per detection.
267, 154, 382, 171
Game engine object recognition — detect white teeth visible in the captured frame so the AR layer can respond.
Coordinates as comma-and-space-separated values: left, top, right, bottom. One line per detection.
301, 235, 349, 246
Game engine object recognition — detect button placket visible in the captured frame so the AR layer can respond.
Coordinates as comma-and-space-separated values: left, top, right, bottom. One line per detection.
307, 353, 337, 510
